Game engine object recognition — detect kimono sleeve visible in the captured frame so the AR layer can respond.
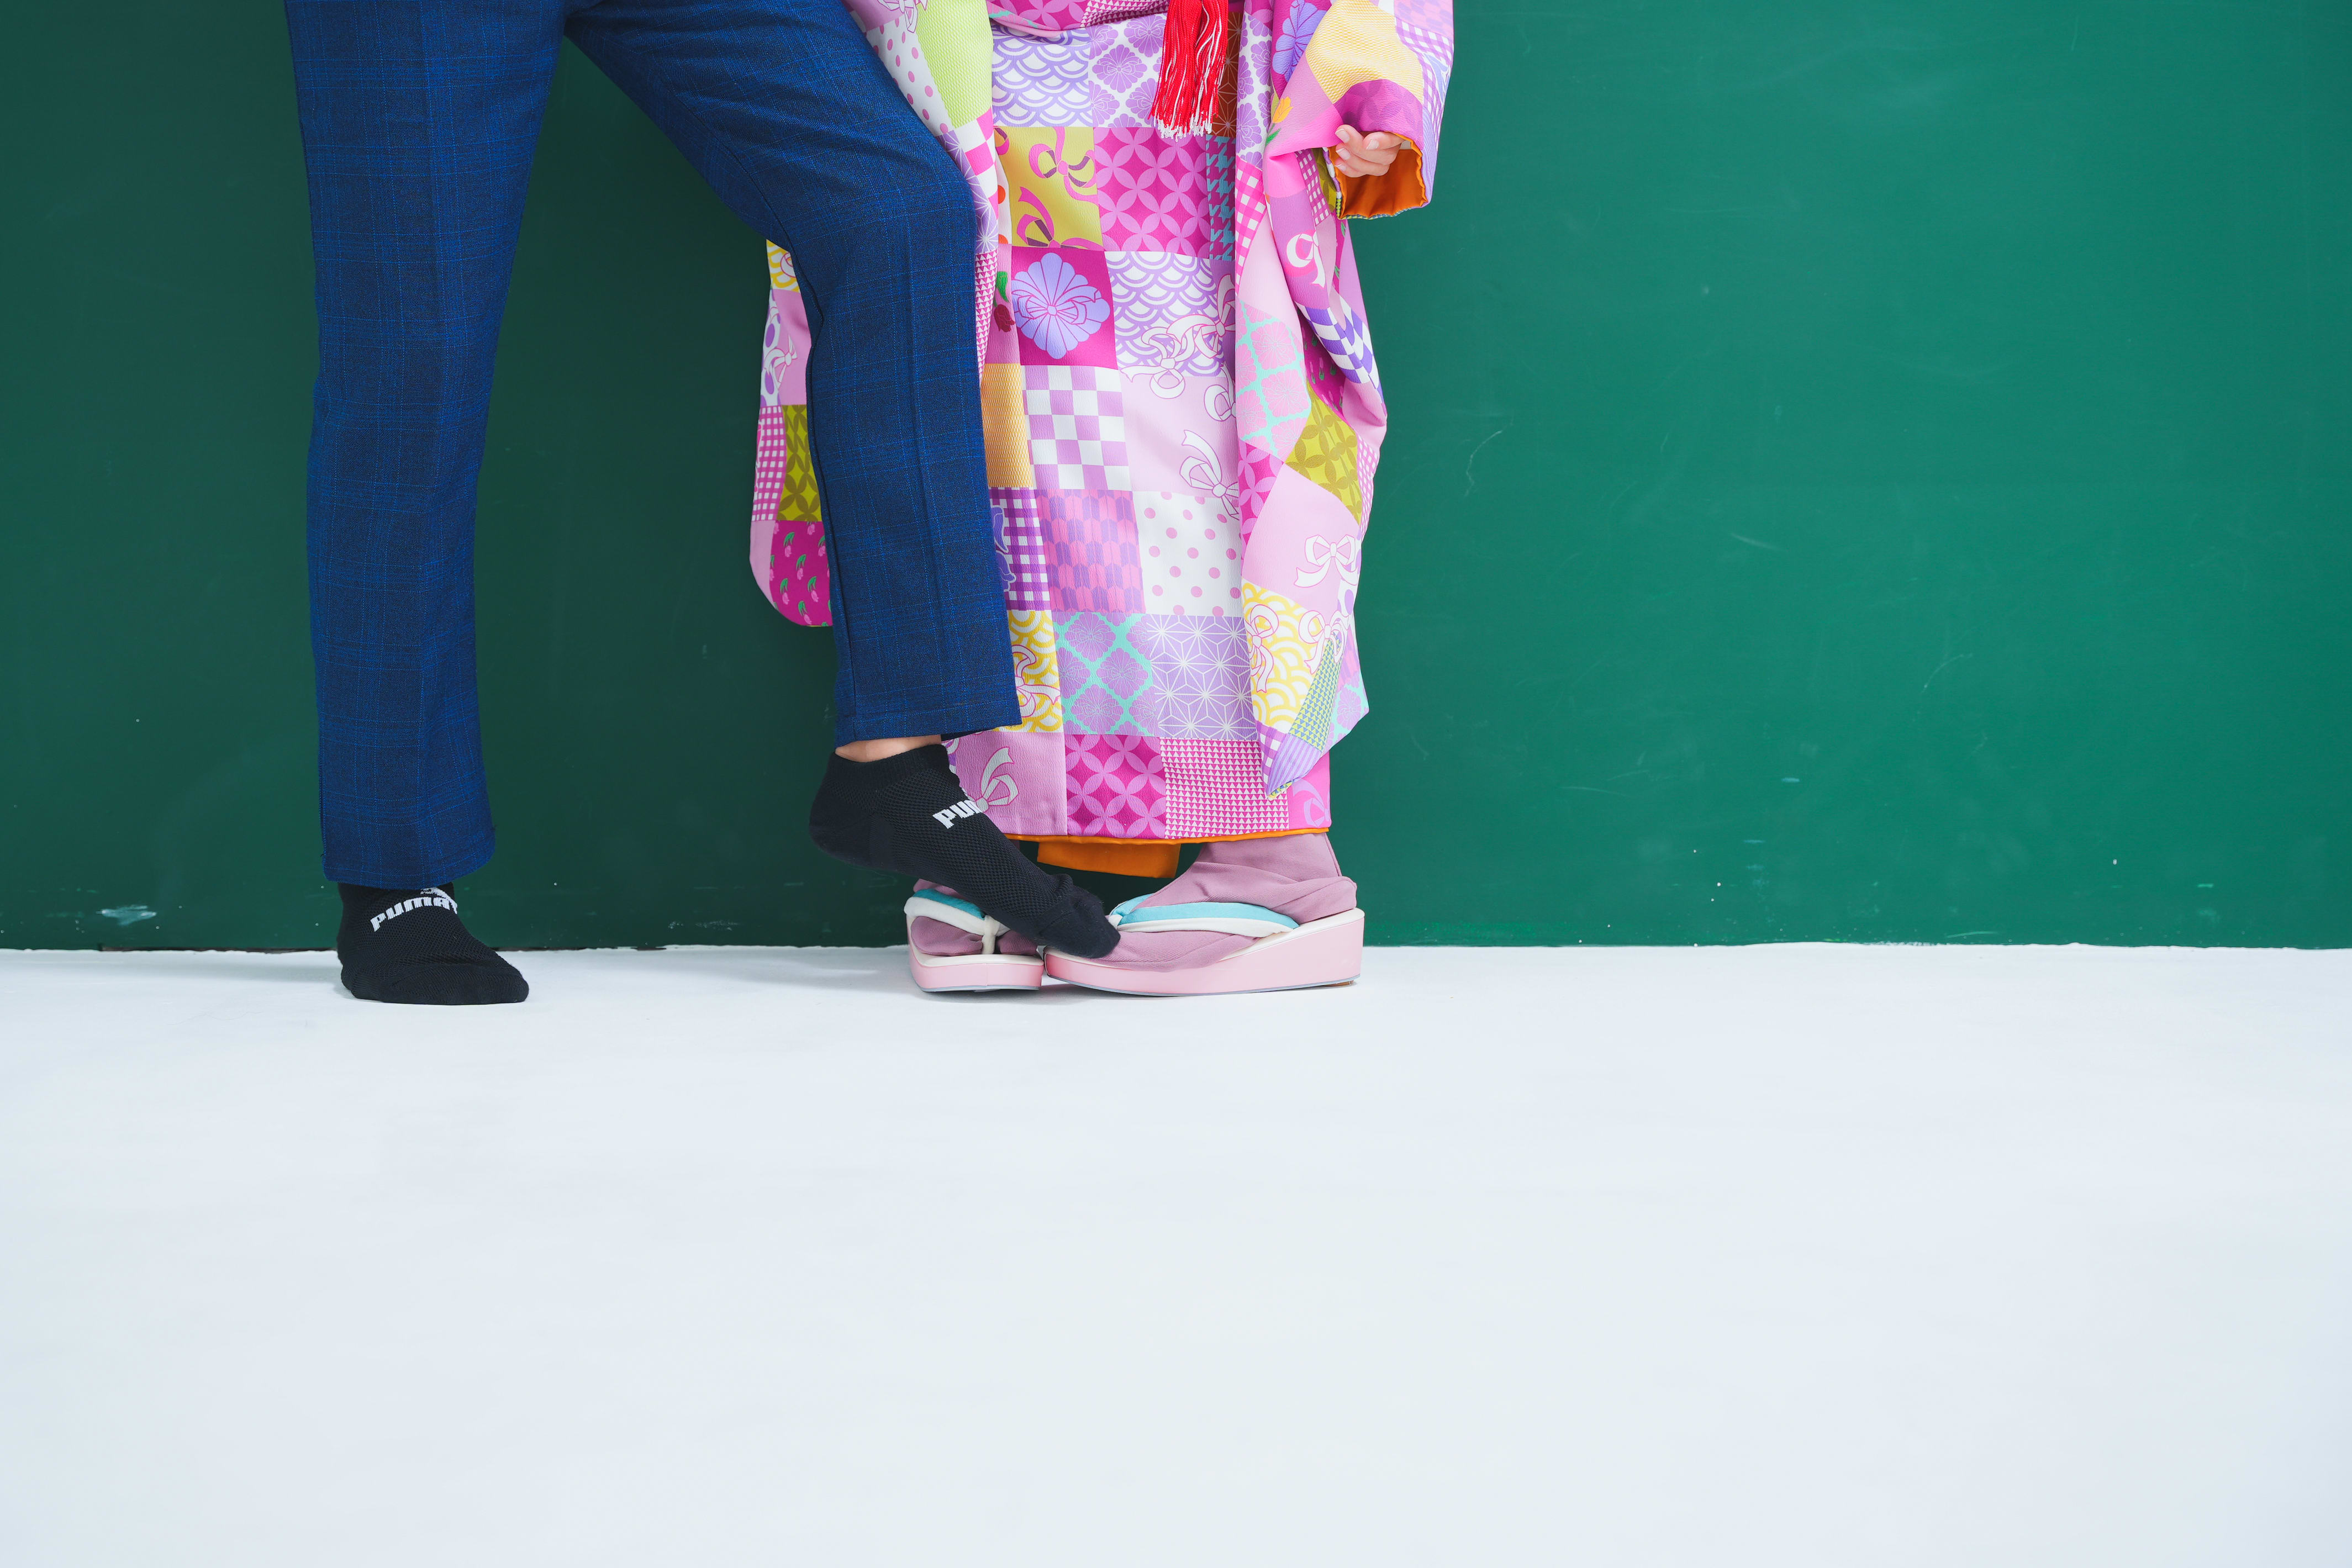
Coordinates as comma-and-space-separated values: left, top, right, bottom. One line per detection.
1270, 0, 1452, 219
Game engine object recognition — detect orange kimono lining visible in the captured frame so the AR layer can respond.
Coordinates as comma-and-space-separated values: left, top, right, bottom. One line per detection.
1338, 143, 1425, 219
1013, 827, 1329, 880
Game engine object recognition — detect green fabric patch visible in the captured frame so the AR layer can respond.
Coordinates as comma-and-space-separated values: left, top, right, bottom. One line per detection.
915, 0, 994, 130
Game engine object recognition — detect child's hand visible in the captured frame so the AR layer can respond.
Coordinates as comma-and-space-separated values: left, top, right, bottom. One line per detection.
1332, 125, 1402, 179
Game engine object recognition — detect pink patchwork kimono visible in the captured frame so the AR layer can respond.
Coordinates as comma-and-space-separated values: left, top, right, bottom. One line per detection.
752, 0, 1451, 876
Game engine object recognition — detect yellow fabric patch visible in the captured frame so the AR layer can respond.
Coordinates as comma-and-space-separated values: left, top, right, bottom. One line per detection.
982, 363, 1035, 487
1286, 394, 1361, 520
1242, 584, 1326, 731
914, 0, 995, 129
1304, 0, 1424, 102
1000, 125, 1103, 249
1008, 609, 1063, 732
766, 241, 798, 292
779, 405, 821, 522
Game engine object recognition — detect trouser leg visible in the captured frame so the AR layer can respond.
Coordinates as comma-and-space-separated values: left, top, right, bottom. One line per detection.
287, 0, 565, 886
567, 0, 1020, 744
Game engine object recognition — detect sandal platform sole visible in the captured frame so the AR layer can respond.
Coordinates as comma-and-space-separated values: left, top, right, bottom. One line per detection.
1043, 909, 1364, 996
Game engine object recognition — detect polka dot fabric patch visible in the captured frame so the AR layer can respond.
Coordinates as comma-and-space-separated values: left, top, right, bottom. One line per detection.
1137, 490, 1243, 617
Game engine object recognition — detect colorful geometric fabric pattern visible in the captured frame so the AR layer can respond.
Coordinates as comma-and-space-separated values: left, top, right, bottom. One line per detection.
1056, 611, 1158, 734
1024, 365, 1131, 490
1137, 488, 1243, 613
993, 38, 1092, 141
1110, 252, 1230, 378
751, 0, 1447, 838
750, 402, 829, 625
1067, 733, 1167, 836
1137, 614, 1254, 738
990, 487, 1052, 611
1287, 390, 1361, 520
1241, 582, 1325, 732
1040, 490, 1141, 611
1089, 17, 1166, 129
1007, 608, 1064, 732
1160, 738, 1327, 837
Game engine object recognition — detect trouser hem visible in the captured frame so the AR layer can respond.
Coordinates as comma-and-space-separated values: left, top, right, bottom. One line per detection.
323, 834, 497, 893
834, 699, 1021, 748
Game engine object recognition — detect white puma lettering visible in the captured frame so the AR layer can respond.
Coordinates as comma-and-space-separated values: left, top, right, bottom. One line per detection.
930, 798, 987, 829
370, 889, 458, 933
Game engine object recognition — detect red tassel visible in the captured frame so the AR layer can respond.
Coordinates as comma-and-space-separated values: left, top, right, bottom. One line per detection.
1149, 0, 1228, 136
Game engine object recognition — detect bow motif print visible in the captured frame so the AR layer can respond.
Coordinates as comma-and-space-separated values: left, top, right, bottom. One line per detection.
1009, 127, 1099, 249
1125, 275, 1235, 398
1294, 532, 1360, 590
1178, 430, 1242, 526
978, 748, 1020, 808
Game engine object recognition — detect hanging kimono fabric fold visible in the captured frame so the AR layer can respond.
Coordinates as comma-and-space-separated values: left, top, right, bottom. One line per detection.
749, 0, 1452, 858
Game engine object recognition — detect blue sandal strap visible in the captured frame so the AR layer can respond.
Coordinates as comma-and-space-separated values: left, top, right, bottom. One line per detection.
1108, 897, 1299, 938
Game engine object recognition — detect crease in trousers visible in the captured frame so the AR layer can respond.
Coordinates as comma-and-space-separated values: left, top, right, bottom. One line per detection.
288, 0, 1019, 888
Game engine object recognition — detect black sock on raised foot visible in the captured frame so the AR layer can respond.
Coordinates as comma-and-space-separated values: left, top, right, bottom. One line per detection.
336, 883, 530, 1005
809, 745, 1119, 959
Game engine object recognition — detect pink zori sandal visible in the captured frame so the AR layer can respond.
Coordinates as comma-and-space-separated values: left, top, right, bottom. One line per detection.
903, 890, 1044, 993
1044, 900, 1365, 996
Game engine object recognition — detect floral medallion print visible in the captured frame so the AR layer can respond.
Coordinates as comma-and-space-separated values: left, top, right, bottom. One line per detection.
1010, 251, 1112, 360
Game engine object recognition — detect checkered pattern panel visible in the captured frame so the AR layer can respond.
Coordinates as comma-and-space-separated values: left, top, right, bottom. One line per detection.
1084, 0, 1164, 24
1231, 160, 1269, 256
990, 488, 1051, 611
1396, 18, 1454, 103
1024, 365, 1132, 491
751, 405, 788, 542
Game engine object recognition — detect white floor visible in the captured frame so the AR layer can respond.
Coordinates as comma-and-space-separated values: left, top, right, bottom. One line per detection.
1, 944, 2348, 1567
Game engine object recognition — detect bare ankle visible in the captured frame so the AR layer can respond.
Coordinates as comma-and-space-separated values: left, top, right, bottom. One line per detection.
834, 734, 943, 764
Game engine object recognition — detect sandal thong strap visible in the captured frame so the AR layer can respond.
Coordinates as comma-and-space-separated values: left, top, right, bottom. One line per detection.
1108, 897, 1299, 939
905, 890, 1009, 956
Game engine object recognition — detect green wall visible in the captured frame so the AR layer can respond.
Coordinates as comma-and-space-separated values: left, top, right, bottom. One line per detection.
5, 1, 2348, 949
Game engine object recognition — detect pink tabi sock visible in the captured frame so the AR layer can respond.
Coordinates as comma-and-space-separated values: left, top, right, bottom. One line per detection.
1095, 835, 1357, 972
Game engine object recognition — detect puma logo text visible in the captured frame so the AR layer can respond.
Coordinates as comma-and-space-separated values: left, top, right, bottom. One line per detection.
370, 890, 458, 933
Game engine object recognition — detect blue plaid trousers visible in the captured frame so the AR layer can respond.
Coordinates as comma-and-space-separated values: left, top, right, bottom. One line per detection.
289, 0, 1019, 888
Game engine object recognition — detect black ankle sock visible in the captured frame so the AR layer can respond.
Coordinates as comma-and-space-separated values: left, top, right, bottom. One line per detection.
809, 745, 1119, 959
335, 883, 530, 1005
